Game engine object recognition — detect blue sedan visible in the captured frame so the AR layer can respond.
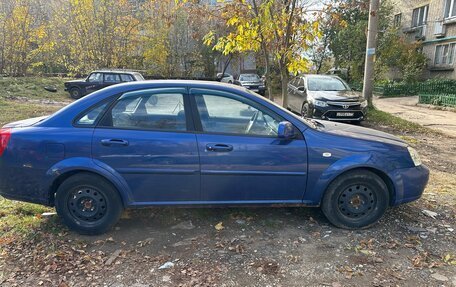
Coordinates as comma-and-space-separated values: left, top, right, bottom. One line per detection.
0, 81, 429, 234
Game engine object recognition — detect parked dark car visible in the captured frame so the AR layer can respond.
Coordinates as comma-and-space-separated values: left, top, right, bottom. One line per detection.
0, 80, 428, 234
64, 70, 145, 99
236, 73, 266, 96
287, 75, 368, 122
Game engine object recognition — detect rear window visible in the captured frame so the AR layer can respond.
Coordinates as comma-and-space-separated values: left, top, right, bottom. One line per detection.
133, 73, 145, 81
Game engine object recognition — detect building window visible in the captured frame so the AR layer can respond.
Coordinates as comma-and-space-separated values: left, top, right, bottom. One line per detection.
435, 43, 456, 65
445, 0, 456, 18
394, 13, 402, 27
412, 5, 428, 27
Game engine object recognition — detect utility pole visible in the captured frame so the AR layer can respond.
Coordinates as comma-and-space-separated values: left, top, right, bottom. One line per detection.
362, 0, 380, 108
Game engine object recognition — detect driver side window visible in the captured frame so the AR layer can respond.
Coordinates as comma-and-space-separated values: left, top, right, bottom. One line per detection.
195, 93, 282, 137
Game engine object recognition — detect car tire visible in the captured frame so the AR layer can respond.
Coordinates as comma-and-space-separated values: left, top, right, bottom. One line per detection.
69, 87, 82, 99
321, 170, 389, 229
55, 173, 123, 235
301, 102, 311, 118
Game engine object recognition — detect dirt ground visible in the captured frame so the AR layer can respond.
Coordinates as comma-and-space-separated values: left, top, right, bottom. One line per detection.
0, 99, 455, 287
374, 96, 456, 137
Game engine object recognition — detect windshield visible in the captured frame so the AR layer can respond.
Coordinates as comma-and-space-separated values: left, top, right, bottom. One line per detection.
307, 77, 349, 91
239, 74, 260, 82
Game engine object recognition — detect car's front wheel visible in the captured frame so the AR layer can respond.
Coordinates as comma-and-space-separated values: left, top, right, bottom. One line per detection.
301, 102, 312, 118
69, 87, 82, 99
55, 173, 123, 235
321, 170, 389, 229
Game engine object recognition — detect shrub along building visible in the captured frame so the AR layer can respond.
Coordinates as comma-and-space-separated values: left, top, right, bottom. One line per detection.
393, 0, 456, 79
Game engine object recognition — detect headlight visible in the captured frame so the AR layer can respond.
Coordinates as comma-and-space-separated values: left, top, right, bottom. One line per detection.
313, 99, 328, 107
407, 146, 422, 166
360, 100, 368, 108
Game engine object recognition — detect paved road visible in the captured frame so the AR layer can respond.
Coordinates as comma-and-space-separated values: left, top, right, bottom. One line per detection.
374, 96, 456, 137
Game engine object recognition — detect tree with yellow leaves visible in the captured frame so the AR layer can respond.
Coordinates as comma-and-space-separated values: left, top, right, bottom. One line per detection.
203, 0, 320, 106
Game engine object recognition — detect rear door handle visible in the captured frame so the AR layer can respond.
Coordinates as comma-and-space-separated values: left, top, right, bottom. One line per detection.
101, 139, 129, 146
206, 143, 233, 152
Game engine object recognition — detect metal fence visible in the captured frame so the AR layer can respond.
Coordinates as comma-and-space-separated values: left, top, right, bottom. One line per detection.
350, 80, 456, 97
383, 81, 456, 96
418, 94, 456, 107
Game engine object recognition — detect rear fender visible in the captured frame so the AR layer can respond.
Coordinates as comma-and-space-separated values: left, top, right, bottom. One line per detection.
45, 157, 133, 207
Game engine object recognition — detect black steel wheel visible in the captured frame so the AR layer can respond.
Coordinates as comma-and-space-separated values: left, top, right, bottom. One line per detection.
69, 88, 82, 99
337, 184, 376, 219
67, 187, 108, 222
321, 170, 389, 229
55, 173, 123, 235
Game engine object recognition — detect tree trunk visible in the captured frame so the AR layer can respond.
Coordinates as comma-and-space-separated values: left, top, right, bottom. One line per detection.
280, 68, 289, 108
261, 44, 273, 101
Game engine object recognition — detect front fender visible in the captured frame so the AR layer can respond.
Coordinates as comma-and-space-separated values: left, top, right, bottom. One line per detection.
45, 157, 133, 207
304, 152, 395, 205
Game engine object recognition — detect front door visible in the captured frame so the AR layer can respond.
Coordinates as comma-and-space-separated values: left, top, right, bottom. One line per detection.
85, 72, 103, 94
190, 89, 307, 204
92, 88, 200, 204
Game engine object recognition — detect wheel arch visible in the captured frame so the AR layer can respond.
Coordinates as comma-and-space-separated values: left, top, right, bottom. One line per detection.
321, 166, 396, 206
46, 158, 132, 207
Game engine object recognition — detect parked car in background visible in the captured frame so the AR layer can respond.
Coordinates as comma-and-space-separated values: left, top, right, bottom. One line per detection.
0, 80, 428, 234
287, 75, 367, 122
64, 70, 145, 99
236, 73, 266, 96
216, 73, 234, 84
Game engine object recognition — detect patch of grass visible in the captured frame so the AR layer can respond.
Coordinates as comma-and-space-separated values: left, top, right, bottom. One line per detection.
0, 99, 62, 126
366, 108, 432, 134
0, 77, 70, 102
0, 197, 61, 238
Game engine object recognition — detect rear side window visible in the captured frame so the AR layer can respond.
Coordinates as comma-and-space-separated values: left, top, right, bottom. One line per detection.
120, 74, 134, 82
101, 91, 186, 131
75, 102, 109, 126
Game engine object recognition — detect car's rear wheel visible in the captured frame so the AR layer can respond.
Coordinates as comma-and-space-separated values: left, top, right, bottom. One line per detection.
55, 173, 123, 235
69, 87, 82, 99
301, 102, 311, 118
321, 170, 389, 229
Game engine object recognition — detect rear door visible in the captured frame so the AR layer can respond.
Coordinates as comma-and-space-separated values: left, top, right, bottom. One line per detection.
92, 87, 200, 204
190, 88, 307, 204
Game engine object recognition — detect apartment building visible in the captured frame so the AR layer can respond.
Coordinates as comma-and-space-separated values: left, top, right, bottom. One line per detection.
393, 0, 456, 79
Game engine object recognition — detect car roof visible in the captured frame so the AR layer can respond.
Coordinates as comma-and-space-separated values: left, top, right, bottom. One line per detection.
92, 70, 140, 74
40, 80, 298, 128
298, 74, 339, 79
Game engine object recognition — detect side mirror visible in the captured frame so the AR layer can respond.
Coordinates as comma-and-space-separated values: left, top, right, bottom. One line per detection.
297, 86, 306, 92
278, 121, 295, 139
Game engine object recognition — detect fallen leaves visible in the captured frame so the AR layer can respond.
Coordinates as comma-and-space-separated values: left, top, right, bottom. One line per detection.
214, 222, 224, 231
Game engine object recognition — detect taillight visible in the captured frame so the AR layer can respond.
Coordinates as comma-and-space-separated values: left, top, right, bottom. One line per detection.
0, 128, 12, 156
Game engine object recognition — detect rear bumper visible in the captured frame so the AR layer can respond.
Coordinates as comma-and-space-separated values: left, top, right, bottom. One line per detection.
391, 164, 430, 206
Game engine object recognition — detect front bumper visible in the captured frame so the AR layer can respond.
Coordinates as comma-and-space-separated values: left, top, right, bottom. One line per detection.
313, 105, 368, 121
242, 85, 266, 95
391, 164, 430, 206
